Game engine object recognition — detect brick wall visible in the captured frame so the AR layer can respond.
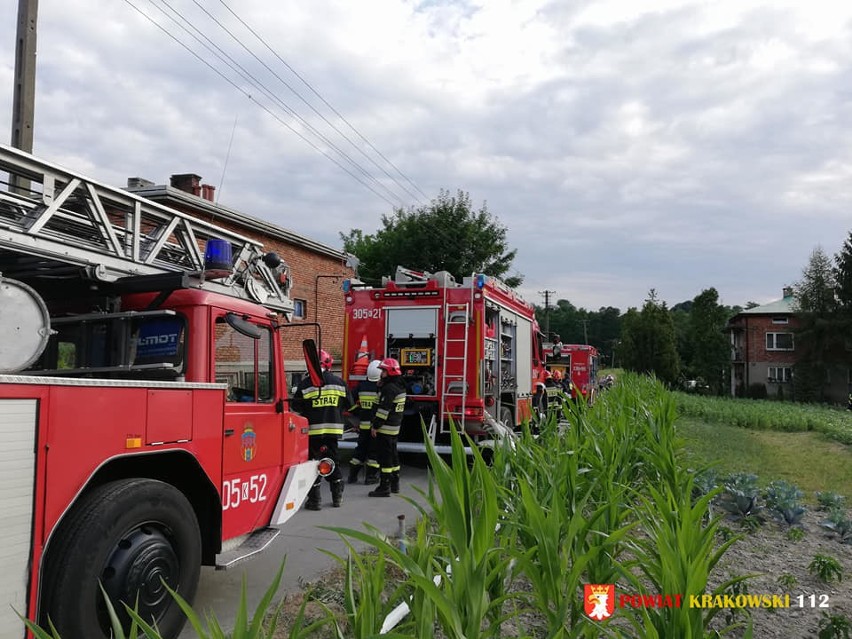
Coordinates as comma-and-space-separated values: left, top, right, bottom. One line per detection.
731, 315, 799, 363
143, 195, 353, 372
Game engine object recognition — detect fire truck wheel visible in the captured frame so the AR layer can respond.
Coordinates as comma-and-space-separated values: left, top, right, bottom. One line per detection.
40, 478, 201, 639
499, 406, 513, 428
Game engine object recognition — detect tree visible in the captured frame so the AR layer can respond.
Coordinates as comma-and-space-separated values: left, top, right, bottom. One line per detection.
795, 246, 836, 315
793, 246, 838, 402
618, 289, 680, 384
340, 190, 520, 287
685, 288, 730, 395
834, 231, 852, 315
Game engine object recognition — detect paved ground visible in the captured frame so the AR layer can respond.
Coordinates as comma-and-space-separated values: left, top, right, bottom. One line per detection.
179, 462, 431, 637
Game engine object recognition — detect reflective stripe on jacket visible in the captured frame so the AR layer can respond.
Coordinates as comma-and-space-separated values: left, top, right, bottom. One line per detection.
292, 371, 353, 436
373, 378, 406, 436
350, 380, 379, 430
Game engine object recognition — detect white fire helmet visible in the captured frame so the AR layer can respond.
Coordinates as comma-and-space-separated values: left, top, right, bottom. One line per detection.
366, 359, 383, 382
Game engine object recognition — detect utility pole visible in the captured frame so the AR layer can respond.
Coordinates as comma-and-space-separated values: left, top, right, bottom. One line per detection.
11, 0, 38, 193
538, 290, 555, 338
581, 319, 589, 344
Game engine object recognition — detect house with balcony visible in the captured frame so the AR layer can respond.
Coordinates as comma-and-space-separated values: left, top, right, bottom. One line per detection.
727, 287, 798, 399
727, 286, 850, 403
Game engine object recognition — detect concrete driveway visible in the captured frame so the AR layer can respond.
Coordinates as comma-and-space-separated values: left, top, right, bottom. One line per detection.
179, 463, 432, 637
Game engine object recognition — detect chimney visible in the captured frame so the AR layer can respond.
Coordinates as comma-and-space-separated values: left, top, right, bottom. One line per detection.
170, 173, 202, 197
782, 286, 793, 299
201, 184, 216, 202
127, 177, 154, 189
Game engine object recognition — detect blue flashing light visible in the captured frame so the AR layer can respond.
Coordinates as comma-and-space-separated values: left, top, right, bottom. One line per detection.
203, 238, 233, 277
475, 274, 488, 289
342, 278, 351, 293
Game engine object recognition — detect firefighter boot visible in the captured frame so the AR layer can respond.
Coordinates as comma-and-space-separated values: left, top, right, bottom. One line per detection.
368, 475, 392, 497
347, 463, 361, 484
390, 471, 400, 494
364, 466, 380, 485
304, 483, 322, 511
331, 479, 344, 507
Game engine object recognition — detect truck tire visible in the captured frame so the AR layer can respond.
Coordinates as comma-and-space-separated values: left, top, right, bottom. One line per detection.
499, 406, 513, 428
40, 478, 201, 639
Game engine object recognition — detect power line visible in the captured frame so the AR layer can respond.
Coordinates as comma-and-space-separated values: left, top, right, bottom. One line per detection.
123, 2, 530, 290
122, 0, 400, 207
215, 0, 430, 203
146, 0, 412, 207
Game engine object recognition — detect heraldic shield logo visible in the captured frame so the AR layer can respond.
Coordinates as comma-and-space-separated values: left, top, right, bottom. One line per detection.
241, 425, 256, 462
584, 584, 615, 621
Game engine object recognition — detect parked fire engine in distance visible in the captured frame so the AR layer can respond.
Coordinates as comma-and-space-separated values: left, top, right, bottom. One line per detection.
0, 144, 321, 639
543, 341, 600, 403
341, 266, 548, 454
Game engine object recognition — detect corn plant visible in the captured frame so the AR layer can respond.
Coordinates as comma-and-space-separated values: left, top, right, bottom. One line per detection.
622, 471, 752, 638
319, 544, 408, 638
809, 554, 844, 584
329, 423, 519, 638
21, 588, 144, 639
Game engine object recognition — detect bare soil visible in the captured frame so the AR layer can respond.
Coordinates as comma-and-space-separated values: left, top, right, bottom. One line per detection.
274, 509, 852, 638
708, 511, 852, 638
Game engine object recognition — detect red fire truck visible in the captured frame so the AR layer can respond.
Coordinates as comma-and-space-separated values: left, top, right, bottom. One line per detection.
341, 266, 547, 453
543, 341, 600, 402
0, 145, 318, 639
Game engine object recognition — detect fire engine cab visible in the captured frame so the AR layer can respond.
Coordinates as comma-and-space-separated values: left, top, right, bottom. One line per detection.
544, 341, 599, 402
0, 145, 317, 639
342, 266, 547, 453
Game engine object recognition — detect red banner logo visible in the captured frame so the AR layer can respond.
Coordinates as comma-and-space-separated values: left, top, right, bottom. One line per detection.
584, 583, 615, 621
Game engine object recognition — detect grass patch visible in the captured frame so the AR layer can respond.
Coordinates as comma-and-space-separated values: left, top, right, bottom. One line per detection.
677, 417, 852, 502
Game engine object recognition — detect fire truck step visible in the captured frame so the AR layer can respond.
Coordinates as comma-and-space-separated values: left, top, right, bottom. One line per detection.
215, 527, 281, 570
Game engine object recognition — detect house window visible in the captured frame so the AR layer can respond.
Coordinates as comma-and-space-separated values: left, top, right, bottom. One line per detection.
771, 316, 789, 325
768, 367, 792, 383
293, 299, 307, 319
766, 332, 794, 351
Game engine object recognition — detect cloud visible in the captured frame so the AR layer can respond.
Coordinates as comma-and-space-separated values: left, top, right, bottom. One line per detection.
2, 0, 852, 312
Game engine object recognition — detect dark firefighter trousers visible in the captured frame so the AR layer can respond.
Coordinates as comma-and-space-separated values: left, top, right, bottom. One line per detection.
373, 431, 400, 477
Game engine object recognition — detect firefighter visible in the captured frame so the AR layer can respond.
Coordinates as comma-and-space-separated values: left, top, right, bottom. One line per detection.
560, 370, 575, 399
292, 349, 353, 510
545, 369, 563, 412
533, 381, 548, 418
368, 357, 406, 498
348, 359, 382, 485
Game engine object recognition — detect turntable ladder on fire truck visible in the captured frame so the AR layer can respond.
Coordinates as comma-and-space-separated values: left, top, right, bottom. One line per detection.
0, 143, 293, 313
439, 297, 472, 430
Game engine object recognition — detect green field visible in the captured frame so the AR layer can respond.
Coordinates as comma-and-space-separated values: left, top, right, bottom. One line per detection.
677, 416, 852, 501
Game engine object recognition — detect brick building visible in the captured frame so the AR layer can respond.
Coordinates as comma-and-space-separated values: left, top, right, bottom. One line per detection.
126, 173, 354, 381
727, 287, 797, 398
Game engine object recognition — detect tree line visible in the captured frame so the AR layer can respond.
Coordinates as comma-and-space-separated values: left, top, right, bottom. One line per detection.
341, 188, 850, 402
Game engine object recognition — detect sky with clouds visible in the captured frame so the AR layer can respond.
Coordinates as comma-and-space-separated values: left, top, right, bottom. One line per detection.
3, 0, 851, 312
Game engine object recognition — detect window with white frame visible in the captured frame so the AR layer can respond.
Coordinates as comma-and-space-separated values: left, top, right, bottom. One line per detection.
293, 298, 307, 319
765, 332, 794, 351
771, 316, 789, 324
768, 367, 792, 383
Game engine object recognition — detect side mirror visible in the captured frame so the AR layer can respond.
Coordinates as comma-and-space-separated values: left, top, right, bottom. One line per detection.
224, 312, 261, 339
